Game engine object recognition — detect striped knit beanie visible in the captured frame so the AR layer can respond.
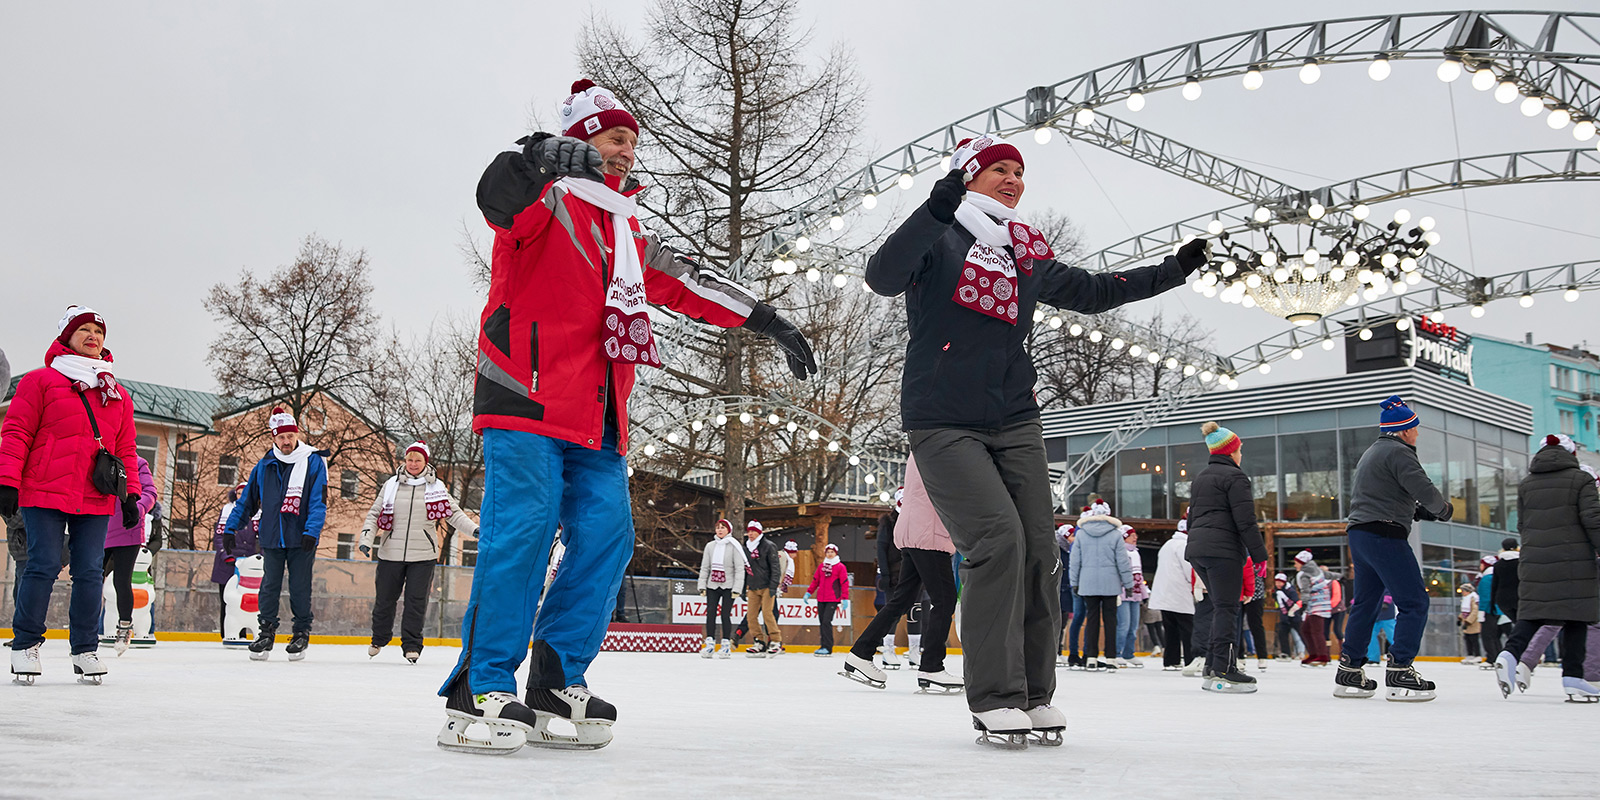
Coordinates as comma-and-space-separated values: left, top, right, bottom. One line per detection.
1379, 395, 1419, 432
1201, 421, 1241, 455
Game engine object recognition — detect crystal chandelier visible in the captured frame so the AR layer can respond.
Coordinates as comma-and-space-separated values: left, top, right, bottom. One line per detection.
1191, 207, 1440, 326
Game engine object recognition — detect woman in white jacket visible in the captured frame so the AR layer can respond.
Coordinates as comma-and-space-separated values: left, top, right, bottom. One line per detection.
697, 519, 747, 658
1149, 519, 1198, 671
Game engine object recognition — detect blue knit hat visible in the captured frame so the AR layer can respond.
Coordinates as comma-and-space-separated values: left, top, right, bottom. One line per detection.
1379, 395, 1419, 432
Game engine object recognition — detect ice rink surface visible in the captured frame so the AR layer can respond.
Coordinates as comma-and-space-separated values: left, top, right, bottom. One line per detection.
2, 641, 1597, 799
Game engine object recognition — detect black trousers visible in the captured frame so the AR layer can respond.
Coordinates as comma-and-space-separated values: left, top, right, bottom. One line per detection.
1081, 595, 1118, 660
371, 559, 434, 651
259, 546, 315, 635
1162, 611, 1193, 667
1191, 594, 1214, 661
1238, 597, 1266, 658
1277, 615, 1302, 657
851, 548, 959, 672
1481, 619, 1510, 660
704, 587, 735, 640
1506, 618, 1589, 678
1463, 629, 1482, 657
217, 583, 227, 636
1190, 556, 1244, 674
818, 601, 839, 651
103, 544, 141, 621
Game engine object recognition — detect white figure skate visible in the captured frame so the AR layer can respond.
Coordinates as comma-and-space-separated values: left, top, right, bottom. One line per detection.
1023, 704, 1066, 746
1563, 676, 1599, 703
10, 644, 41, 686
972, 708, 1031, 751
915, 670, 964, 695
71, 652, 107, 685
841, 652, 886, 689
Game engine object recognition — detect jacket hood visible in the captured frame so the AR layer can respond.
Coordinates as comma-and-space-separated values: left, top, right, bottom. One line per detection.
43, 340, 113, 367
1528, 444, 1580, 474
1076, 515, 1124, 536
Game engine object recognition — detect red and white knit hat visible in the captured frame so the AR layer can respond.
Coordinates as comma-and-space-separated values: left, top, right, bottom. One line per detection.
1293, 549, 1314, 564
268, 406, 298, 436
784, 540, 799, 552
950, 135, 1024, 180
558, 79, 640, 141
56, 305, 106, 347
824, 542, 838, 552
747, 520, 764, 534
406, 440, 430, 463
1543, 433, 1578, 454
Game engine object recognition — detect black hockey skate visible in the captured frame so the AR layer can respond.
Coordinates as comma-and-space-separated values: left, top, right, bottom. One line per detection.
525, 685, 617, 749
841, 652, 887, 689
1385, 660, 1436, 702
1333, 655, 1376, 699
285, 632, 309, 662
1201, 649, 1257, 694
438, 672, 536, 756
248, 625, 276, 661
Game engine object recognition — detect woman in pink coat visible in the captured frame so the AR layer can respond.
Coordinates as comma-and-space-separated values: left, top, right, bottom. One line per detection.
1, 306, 140, 684
806, 543, 851, 655
101, 455, 158, 654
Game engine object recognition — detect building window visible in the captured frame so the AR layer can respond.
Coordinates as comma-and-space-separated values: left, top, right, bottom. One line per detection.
1477, 454, 1505, 531
1116, 446, 1167, 519
1168, 442, 1209, 520
336, 532, 354, 560
1559, 409, 1577, 436
1553, 367, 1576, 392
1280, 431, 1339, 521
175, 450, 197, 482
340, 470, 360, 500
217, 455, 238, 486
169, 521, 193, 550
1446, 435, 1477, 527
136, 434, 160, 468
1240, 436, 1278, 521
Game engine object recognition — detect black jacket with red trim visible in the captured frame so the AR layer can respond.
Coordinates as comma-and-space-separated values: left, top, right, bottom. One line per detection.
865, 202, 1195, 431
473, 134, 770, 452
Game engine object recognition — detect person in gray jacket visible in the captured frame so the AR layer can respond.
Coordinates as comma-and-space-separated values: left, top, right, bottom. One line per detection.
1068, 504, 1133, 671
360, 441, 478, 663
697, 519, 747, 659
1336, 396, 1452, 702
1493, 434, 1600, 701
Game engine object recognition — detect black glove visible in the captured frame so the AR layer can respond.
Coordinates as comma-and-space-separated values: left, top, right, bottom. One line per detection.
121, 495, 140, 529
1176, 237, 1212, 275
927, 169, 968, 224
521, 134, 605, 183
222, 532, 237, 554
741, 303, 818, 380
0, 485, 17, 519
302, 535, 318, 553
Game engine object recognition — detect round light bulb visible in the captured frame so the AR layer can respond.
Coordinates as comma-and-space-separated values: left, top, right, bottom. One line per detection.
1126, 91, 1145, 112
808, 429, 820, 441
715, 414, 727, 426
1380, 253, 1398, 269
1253, 206, 1271, 223
1574, 120, 1597, 142
1436, 59, 1462, 82
1301, 265, 1318, 281
1245, 273, 1262, 288
1129, 344, 1142, 357
897, 173, 914, 191
1565, 287, 1581, 302
1548, 108, 1572, 130
1183, 364, 1197, 376
827, 440, 839, 452
1302, 248, 1319, 265
643, 444, 656, 456
1393, 208, 1412, 226
1207, 218, 1224, 235
1406, 271, 1422, 285
768, 413, 780, 424
786, 421, 798, 432
1358, 268, 1375, 283
1069, 323, 1084, 337
1259, 362, 1272, 375
1308, 202, 1326, 220
1395, 317, 1412, 332
665, 432, 679, 444
1471, 68, 1495, 91
805, 268, 820, 282
1242, 69, 1263, 91
1299, 61, 1321, 85
1166, 357, 1179, 369
1418, 216, 1436, 232
861, 193, 877, 210
1074, 107, 1096, 126
1182, 78, 1202, 101
1290, 348, 1304, 360
1148, 352, 1161, 364
1423, 231, 1441, 246
1110, 338, 1125, 350
1428, 309, 1444, 324
1033, 127, 1053, 145
1368, 57, 1391, 81
1392, 280, 1407, 295
1221, 260, 1237, 277
1470, 304, 1485, 318
1521, 96, 1544, 117
1358, 328, 1373, 341
848, 455, 860, 466
1260, 250, 1278, 267
1049, 316, 1063, 330
829, 215, 844, 231
832, 273, 847, 288
1088, 330, 1103, 343
1495, 80, 1519, 103
1341, 251, 1360, 267
1329, 267, 1346, 282
1519, 293, 1534, 308
1199, 370, 1213, 382
1321, 337, 1336, 351
1400, 256, 1417, 272
1273, 267, 1290, 283
794, 236, 811, 252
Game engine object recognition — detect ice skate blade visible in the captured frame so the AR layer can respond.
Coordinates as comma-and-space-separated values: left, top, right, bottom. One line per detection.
436, 712, 527, 755
1202, 679, 1257, 694
249, 651, 270, 661
1332, 686, 1375, 699
288, 652, 305, 662
973, 731, 1028, 751
915, 680, 964, 695
1027, 729, 1065, 747
1385, 688, 1436, 702
882, 663, 901, 670
12, 674, 37, 686
1565, 694, 1599, 704
526, 712, 612, 750
839, 669, 885, 690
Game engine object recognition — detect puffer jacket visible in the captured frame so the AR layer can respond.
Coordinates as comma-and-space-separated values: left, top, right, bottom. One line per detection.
1068, 514, 1134, 597
745, 536, 781, 592
808, 560, 851, 603
894, 454, 955, 554
1513, 444, 1600, 622
864, 202, 1192, 431
1297, 562, 1336, 618
359, 463, 477, 562
210, 497, 260, 585
697, 534, 748, 592
103, 456, 157, 548
1184, 453, 1268, 564
225, 448, 328, 549
0, 342, 139, 515
474, 140, 770, 453
1148, 531, 1195, 614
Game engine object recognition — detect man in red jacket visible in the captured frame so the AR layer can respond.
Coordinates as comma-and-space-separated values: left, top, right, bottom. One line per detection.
437, 79, 815, 755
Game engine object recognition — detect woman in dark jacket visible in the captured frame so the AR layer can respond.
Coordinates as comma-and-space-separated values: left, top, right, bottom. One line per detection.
1494, 434, 1600, 701
1184, 422, 1268, 693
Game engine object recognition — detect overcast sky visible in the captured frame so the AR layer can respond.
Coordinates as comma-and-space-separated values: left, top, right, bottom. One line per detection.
2, 1, 1596, 394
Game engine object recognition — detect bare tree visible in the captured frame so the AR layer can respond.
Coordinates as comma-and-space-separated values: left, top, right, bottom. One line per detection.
392, 315, 485, 562
578, 0, 868, 524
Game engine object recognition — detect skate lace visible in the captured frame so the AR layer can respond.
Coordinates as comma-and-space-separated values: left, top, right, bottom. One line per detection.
78, 652, 101, 666
561, 686, 593, 702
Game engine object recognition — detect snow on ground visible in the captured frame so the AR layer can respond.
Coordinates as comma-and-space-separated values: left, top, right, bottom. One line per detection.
1, 642, 1596, 799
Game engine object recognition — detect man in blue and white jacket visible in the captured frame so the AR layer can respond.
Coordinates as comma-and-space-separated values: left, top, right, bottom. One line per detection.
225, 406, 327, 661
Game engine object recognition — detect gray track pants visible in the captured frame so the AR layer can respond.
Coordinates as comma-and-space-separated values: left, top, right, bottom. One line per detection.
909, 420, 1060, 713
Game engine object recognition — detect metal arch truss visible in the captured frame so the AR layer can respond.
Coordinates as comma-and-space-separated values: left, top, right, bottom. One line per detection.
625, 393, 904, 502
748, 10, 1600, 271
1053, 258, 1600, 505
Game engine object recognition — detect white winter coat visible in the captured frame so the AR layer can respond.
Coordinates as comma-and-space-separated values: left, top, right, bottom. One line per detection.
1148, 532, 1196, 614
